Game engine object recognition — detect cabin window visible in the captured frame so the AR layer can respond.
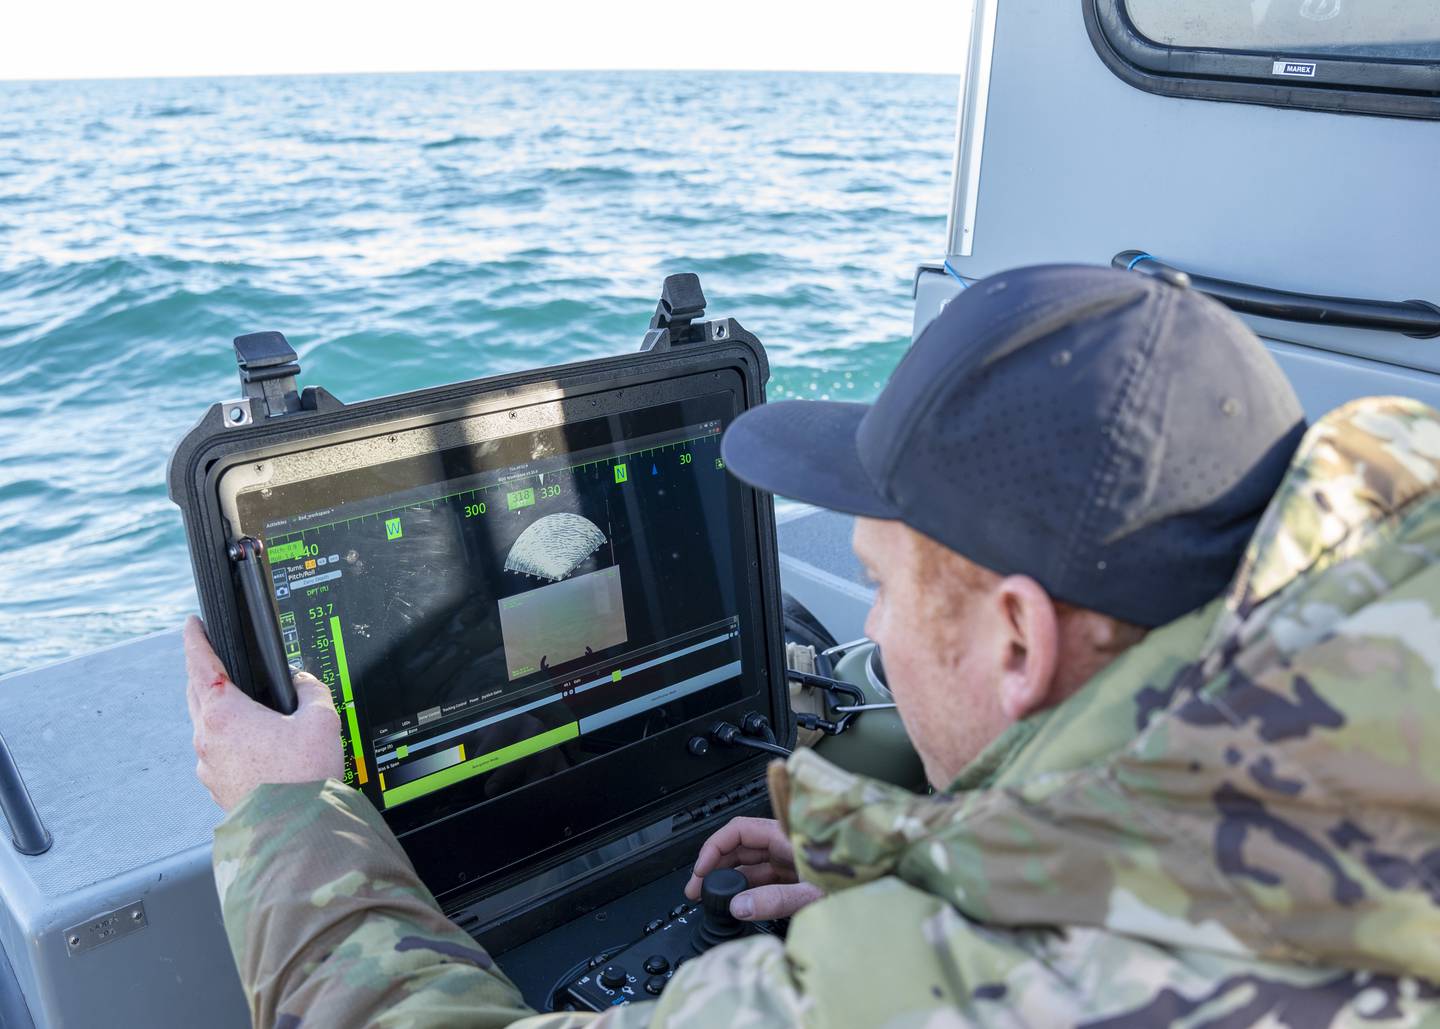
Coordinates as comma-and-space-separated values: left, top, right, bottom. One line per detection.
1085, 0, 1440, 119
1127, 2, 1439, 61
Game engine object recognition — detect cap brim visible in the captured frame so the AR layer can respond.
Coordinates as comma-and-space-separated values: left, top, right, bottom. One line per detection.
721, 401, 900, 519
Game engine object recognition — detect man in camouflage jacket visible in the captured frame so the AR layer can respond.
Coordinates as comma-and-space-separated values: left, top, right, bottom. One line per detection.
188, 267, 1440, 1025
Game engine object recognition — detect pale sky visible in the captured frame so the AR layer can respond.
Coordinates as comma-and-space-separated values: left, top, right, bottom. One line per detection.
1, 0, 969, 81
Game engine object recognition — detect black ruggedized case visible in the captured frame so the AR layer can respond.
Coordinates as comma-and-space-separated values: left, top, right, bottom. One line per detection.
165, 274, 793, 949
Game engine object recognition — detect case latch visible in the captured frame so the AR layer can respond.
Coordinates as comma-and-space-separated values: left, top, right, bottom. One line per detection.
639, 273, 752, 353
650, 273, 706, 334
232, 331, 303, 421
642, 274, 717, 351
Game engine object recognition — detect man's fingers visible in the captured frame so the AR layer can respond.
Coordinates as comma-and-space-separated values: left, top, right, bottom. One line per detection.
184, 625, 349, 810
294, 673, 336, 713
185, 667, 200, 727
294, 675, 342, 745
195, 758, 215, 799
692, 844, 774, 878
183, 615, 229, 685
684, 852, 795, 901
184, 616, 232, 718
685, 848, 752, 899
731, 846, 775, 867
730, 882, 825, 921
735, 864, 785, 888
686, 817, 793, 900
690, 817, 789, 880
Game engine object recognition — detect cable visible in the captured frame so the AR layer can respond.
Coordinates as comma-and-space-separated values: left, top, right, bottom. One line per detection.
545, 943, 626, 1012
786, 669, 866, 706
710, 721, 792, 758
785, 670, 867, 737
730, 735, 793, 759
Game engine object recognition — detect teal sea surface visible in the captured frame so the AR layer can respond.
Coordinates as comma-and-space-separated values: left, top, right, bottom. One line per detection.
0, 71, 957, 675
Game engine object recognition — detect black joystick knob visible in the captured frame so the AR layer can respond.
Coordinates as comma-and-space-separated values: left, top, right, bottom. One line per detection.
692, 868, 747, 953
599, 964, 628, 990
702, 867, 747, 924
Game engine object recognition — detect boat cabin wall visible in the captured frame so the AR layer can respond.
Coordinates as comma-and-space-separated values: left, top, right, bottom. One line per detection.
917, 0, 1440, 417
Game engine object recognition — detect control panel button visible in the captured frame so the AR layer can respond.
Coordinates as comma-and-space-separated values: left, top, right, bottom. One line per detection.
599, 965, 628, 990
643, 918, 664, 935
645, 975, 667, 996
669, 904, 688, 919
643, 954, 670, 975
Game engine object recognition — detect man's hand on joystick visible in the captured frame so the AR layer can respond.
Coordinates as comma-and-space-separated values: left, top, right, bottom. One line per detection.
692, 868, 748, 952
685, 816, 825, 921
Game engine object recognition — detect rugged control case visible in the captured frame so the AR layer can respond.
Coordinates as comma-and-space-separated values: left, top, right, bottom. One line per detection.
165, 275, 794, 926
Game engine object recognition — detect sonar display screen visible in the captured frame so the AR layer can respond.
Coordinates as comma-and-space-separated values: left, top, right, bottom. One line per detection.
233, 392, 752, 824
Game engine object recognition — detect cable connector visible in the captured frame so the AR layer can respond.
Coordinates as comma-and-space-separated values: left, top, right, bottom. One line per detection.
710, 721, 791, 759
741, 711, 777, 744
794, 712, 841, 735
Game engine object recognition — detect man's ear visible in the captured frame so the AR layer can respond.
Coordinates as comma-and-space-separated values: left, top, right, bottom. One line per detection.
994, 575, 1061, 721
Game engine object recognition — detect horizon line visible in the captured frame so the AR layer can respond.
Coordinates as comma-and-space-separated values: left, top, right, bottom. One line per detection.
0, 66, 961, 86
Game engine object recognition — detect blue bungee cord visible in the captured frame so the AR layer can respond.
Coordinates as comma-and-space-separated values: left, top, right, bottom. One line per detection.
943, 258, 969, 287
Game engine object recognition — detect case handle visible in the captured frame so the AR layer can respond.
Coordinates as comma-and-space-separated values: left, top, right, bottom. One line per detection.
228, 538, 299, 714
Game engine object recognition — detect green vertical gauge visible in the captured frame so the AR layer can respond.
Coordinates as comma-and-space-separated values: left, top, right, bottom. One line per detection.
329, 616, 368, 786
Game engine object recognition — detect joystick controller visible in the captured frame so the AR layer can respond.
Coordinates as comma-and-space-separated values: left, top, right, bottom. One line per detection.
692, 868, 747, 953
562, 868, 778, 1010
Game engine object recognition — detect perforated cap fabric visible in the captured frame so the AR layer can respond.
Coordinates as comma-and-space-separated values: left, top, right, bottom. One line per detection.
722, 264, 1306, 627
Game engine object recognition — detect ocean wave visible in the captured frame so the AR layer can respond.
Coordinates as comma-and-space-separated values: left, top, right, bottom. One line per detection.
143, 104, 213, 118
775, 148, 848, 161
0, 69, 959, 671
0, 254, 264, 301
301, 132, 389, 145
671, 252, 789, 275
546, 165, 638, 186
425, 186, 546, 211
422, 134, 490, 149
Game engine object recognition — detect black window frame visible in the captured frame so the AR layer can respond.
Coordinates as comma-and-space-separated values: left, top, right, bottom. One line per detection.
1084, 0, 1440, 120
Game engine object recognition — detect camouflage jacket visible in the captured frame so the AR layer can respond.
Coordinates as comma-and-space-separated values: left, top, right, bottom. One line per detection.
214, 396, 1440, 1027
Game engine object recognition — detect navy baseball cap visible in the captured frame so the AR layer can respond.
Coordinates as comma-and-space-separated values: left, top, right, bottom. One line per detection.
722, 264, 1306, 627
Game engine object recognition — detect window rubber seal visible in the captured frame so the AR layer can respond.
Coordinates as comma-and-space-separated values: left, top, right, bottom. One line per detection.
1083, 0, 1440, 121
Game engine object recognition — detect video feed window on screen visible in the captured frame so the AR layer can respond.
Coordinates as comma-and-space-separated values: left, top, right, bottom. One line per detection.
238, 394, 749, 819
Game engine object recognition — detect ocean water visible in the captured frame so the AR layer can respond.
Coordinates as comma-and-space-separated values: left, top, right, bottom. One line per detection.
0, 71, 957, 675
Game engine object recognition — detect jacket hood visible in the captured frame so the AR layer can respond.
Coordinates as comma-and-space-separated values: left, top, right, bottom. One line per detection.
775, 396, 1440, 981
